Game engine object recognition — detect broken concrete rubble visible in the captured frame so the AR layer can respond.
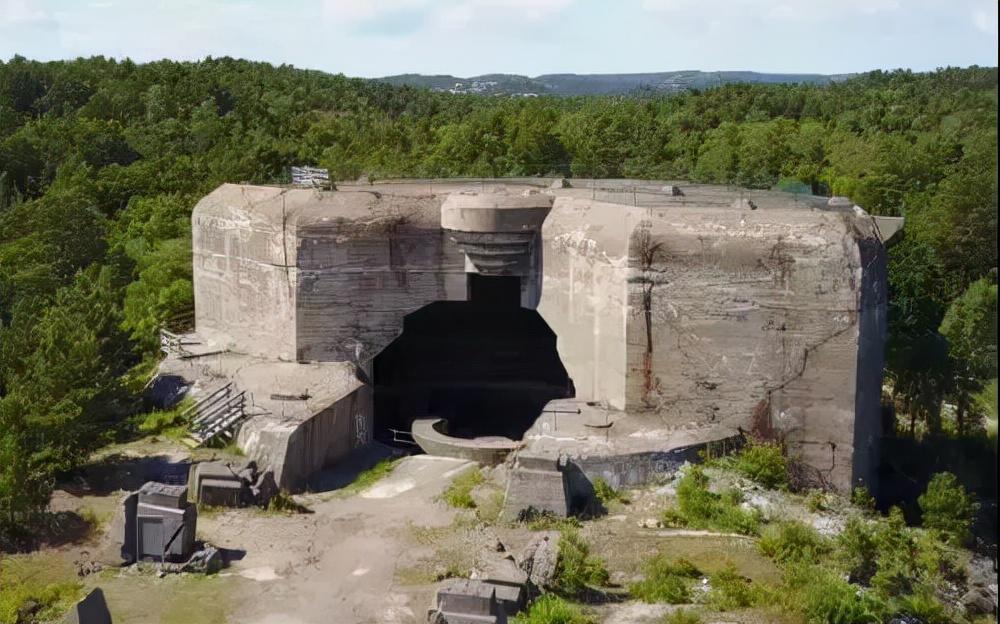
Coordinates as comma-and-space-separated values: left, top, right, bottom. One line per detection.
61, 588, 112, 624
187, 459, 277, 508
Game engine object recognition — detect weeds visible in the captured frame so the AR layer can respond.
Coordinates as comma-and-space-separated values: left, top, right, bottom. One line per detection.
552, 529, 610, 598
592, 478, 629, 507
662, 609, 702, 624
264, 491, 311, 514
757, 521, 830, 565
441, 468, 484, 509
629, 555, 701, 604
661, 466, 761, 535
722, 439, 789, 489
518, 508, 582, 531
338, 457, 399, 495
513, 595, 594, 624
703, 565, 759, 611
0, 576, 81, 624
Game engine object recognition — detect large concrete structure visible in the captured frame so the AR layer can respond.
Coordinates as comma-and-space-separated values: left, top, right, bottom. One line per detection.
177, 179, 900, 493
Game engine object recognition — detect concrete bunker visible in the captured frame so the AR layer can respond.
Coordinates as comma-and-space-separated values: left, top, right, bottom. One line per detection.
179, 180, 901, 494
372, 277, 574, 444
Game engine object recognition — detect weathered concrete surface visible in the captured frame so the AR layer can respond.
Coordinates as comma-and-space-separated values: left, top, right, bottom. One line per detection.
411, 418, 519, 465
189, 179, 893, 493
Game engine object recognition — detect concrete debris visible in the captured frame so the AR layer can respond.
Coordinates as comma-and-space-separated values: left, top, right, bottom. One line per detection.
471, 556, 528, 615
188, 460, 278, 508
62, 588, 112, 624
430, 579, 508, 624
180, 544, 224, 574
517, 531, 559, 594
961, 586, 997, 616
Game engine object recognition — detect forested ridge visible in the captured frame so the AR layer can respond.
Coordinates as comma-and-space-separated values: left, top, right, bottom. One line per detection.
0, 56, 996, 530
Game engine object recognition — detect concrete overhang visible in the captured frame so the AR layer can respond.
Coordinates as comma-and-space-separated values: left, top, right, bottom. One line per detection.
873, 216, 905, 247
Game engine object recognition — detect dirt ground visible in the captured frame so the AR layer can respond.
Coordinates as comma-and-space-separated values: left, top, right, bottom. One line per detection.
4, 439, 802, 624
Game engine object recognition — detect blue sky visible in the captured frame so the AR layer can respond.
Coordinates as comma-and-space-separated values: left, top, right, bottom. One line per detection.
1, 0, 996, 77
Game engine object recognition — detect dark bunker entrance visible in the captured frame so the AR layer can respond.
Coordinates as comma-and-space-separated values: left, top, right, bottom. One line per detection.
373, 275, 574, 444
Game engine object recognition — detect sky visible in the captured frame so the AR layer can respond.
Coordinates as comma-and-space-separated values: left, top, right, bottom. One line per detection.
1, 0, 997, 77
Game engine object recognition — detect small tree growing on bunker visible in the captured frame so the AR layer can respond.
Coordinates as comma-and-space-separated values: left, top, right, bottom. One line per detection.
918, 472, 977, 546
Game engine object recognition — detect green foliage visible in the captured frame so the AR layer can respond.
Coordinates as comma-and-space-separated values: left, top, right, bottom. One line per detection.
552, 529, 610, 598
662, 466, 762, 535
0, 574, 81, 624
518, 508, 582, 531
441, 467, 484, 509
758, 521, 831, 565
338, 458, 399, 496
784, 564, 886, 624
850, 486, 877, 511
137, 398, 193, 437
724, 440, 789, 489
661, 609, 702, 624
918, 472, 977, 546
512, 595, 593, 624
591, 477, 628, 507
629, 556, 701, 604
703, 565, 759, 611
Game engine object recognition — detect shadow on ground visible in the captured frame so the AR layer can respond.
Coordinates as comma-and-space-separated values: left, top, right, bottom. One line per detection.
305, 442, 409, 493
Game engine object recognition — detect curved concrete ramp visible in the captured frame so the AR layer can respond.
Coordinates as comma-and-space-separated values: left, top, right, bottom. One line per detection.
411, 418, 520, 465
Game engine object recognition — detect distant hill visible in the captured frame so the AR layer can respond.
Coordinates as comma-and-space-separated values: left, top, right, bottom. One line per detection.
377, 70, 853, 96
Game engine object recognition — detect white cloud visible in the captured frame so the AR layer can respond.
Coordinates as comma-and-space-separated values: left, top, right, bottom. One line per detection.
642, 0, 900, 21
973, 2, 997, 35
0, 0, 50, 25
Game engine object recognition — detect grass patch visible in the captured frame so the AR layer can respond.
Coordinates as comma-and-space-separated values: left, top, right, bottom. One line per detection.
592, 477, 629, 507
136, 398, 194, 438
719, 439, 789, 489
662, 609, 702, 624
518, 508, 582, 531
552, 529, 610, 599
757, 521, 831, 565
263, 491, 311, 515
629, 556, 701, 604
0, 577, 81, 624
338, 457, 400, 496
513, 595, 594, 624
661, 466, 762, 535
703, 565, 759, 611
441, 467, 484, 509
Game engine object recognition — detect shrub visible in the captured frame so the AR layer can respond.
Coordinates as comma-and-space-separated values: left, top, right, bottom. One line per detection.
0, 579, 82, 624
758, 521, 830, 565
704, 565, 759, 611
837, 516, 879, 585
918, 472, 977, 546
441, 468, 484, 509
663, 466, 762, 535
890, 584, 952, 624
850, 486, 876, 511
629, 556, 701, 604
785, 564, 886, 624
806, 489, 827, 512
662, 609, 702, 624
513, 595, 593, 624
592, 477, 628, 506
728, 439, 789, 489
552, 529, 610, 598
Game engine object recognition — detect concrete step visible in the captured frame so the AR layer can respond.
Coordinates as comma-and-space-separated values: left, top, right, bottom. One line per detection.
502, 466, 568, 520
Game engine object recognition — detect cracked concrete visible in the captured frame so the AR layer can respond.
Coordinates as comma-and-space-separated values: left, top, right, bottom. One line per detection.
188, 179, 894, 493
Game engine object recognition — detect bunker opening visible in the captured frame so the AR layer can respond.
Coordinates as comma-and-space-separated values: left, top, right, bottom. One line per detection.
373, 275, 573, 445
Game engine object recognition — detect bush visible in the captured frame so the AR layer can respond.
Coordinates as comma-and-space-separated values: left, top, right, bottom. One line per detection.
890, 584, 952, 624
662, 609, 702, 624
513, 595, 593, 624
850, 486, 876, 511
0, 578, 82, 624
786, 564, 886, 624
728, 440, 789, 489
704, 565, 759, 611
552, 529, 610, 598
918, 472, 977, 546
662, 466, 762, 535
806, 489, 828, 512
837, 516, 879, 585
629, 556, 701, 604
441, 468, 484, 509
758, 521, 830, 565
592, 477, 628, 506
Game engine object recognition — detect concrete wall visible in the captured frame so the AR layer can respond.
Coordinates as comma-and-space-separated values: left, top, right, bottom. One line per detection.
192, 184, 299, 360
537, 198, 632, 409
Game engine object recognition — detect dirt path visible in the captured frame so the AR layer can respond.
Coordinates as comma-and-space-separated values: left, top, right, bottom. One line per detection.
196, 455, 475, 624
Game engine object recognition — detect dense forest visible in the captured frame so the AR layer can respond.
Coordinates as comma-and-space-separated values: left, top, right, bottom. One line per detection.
0, 56, 996, 531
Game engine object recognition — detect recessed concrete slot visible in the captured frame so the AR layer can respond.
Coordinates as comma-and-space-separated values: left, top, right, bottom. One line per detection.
373, 276, 574, 451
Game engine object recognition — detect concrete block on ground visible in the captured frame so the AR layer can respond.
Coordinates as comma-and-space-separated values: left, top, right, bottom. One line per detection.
472, 557, 527, 615
187, 462, 241, 504
137, 482, 188, 509
62, 587, 112, 624
136, 503, 197, 561
433, 579, 507, 623
199, 478, 245, 507
502, 466, 567, 520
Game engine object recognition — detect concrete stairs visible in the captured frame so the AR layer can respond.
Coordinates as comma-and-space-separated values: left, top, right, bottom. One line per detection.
501, 453, 569, 520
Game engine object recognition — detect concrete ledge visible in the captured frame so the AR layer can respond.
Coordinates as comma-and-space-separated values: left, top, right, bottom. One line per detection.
412, 419, 520, 465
